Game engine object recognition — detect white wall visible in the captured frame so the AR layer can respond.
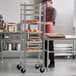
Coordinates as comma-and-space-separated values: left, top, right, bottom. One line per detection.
0, 0, 74, 27
0, 0, 35, 23
73, 0, 76, 28
0, 0, 19, 23
53, 0, 74, 35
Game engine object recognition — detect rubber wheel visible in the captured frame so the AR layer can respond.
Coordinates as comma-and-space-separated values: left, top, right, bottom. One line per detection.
35, 64, 40, 69
73, 55, 75, 59
65, 56, 70, 59
40, 67, 45, 73
21, 68, 26, 73
17, 64, 21, 70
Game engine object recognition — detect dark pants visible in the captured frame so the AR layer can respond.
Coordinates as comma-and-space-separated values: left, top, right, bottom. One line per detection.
44, 40, 54, 67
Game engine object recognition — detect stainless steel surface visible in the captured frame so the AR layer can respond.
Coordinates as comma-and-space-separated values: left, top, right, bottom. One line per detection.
0, 32, 24, 61
19, 3, 44, 73
44, 34, 76, 71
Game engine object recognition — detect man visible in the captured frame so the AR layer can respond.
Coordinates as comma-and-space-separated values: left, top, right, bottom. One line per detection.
41, 0, 57, 68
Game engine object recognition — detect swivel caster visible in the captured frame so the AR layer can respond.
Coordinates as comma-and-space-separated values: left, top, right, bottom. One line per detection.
16, 64, 21, 70
21, 68, 26, 73
65, 56, 70, 59
73, 55, 75, 59
35, 64, 40, 69
40, 67, 45, 73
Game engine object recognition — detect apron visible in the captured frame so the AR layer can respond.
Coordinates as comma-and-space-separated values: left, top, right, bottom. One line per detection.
45, 11, 54, 33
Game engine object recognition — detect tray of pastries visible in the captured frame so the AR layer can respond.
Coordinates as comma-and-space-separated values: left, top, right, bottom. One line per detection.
45, 33, 65, 38
26, 48, 40, 51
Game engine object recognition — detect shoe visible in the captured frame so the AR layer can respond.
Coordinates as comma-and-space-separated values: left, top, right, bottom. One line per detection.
48, 63, 55, 68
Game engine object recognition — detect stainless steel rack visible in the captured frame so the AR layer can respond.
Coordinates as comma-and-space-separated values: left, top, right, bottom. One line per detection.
0, 32, 24, 61
16, 3, 45, 73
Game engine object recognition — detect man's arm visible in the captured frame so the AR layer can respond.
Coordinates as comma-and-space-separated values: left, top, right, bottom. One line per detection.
50, 8, 57, 24
41, 21, 53, 25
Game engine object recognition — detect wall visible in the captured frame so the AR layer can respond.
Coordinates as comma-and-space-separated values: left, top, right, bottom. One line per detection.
52, 0, 74, 44
34, 0, 41, 4
73, 0, 76, 28
0, 0, 19, 23
0, 0, 74, 26
0, 0, 35, 23
53, 0, 74, 35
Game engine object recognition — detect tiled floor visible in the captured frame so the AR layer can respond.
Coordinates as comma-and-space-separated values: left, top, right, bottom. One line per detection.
0, 58, 76, 76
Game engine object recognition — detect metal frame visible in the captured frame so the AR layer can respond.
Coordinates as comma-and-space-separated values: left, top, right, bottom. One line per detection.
17, 3, 45, 73
0, 32, 24, 61
0, 33, 4, 61
44, 34, 76, 71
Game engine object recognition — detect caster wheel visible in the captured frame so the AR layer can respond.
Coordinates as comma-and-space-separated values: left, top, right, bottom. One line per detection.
73, 55, 75, 59
66, 56, 70, 59
35, 64, 40, 69
17, 64, 21, 70
21, 68, 26, 73
40, 67, 45, 73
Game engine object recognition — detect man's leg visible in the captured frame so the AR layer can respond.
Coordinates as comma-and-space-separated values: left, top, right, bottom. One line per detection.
49, 40, 55, 68
44, 40, 47, 67
44, 40, 55, 68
